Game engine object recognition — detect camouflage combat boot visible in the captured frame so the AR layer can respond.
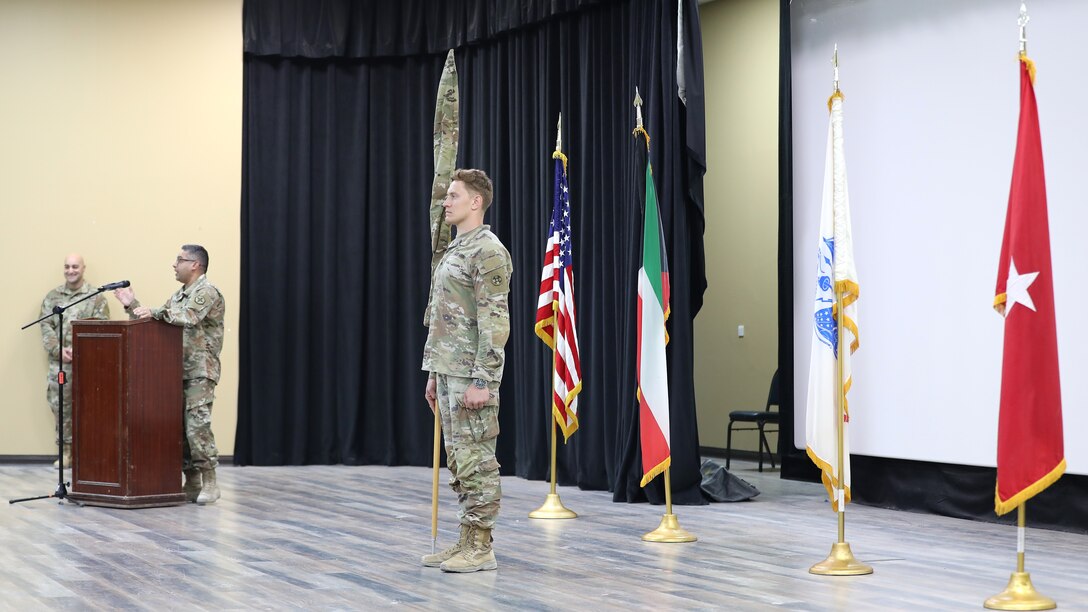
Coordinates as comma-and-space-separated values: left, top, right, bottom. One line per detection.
183, 469, 202, 503
53, 444, 71, 469
420, 524, 472, 567
196, 468, 220, 504
440, 526, 497, 573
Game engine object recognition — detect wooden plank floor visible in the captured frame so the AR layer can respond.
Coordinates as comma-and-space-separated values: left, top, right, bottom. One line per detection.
1, 460, 1085, 611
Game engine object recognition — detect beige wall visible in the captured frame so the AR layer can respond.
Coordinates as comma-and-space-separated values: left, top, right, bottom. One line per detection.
694, 0, 780, 451
0, 0, 242, 456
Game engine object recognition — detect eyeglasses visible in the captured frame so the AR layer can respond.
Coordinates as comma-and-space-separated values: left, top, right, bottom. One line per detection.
175, 257, 197, 264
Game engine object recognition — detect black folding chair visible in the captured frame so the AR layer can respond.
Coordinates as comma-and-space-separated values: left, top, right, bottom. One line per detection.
726, 370, 780, 472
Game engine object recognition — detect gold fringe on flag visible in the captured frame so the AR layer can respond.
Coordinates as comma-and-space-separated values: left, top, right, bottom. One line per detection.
553, 150, 568, 173
1019, 52, 1036, 85
827, 90, 845, 113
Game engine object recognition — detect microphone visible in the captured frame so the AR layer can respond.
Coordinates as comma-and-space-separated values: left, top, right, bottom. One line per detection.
99, 280, 131, 291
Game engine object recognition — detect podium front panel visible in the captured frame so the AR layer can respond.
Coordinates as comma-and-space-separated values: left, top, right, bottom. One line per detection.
72, 331, 124, 490
70, 319, 186, 508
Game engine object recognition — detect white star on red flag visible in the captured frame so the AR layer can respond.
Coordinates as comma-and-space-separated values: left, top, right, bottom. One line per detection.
1004, 257, 1039, 315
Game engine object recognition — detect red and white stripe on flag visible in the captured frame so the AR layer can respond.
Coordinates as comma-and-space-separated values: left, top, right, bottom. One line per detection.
535, 154, 582, 440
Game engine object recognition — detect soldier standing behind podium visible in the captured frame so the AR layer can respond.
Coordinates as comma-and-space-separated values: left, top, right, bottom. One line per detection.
114, 244, 225, 505
39, 253, 111, 468
421, 169, 513, 573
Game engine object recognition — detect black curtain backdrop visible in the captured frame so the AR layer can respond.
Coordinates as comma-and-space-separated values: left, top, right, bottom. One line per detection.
777, 0, 817, 482
243, 0, 610, 59
238, 0, 708, 505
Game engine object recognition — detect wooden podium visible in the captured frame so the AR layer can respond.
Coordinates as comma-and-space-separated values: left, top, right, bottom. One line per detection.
69, 318, 186, 508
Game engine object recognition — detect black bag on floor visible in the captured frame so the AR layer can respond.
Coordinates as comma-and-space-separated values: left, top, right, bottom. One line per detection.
700, 459, 760, 502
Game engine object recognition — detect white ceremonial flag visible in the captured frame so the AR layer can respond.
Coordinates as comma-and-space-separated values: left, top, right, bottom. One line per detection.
805, 92, 860, 512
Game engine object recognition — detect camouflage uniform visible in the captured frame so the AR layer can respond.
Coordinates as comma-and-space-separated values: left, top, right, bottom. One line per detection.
423, 48, 458, 325
423, 224, 512, 529
40, 281, 110, 445
128, 274, 225, 471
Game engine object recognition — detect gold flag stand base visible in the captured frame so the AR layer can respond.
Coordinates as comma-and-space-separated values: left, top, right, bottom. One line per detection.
984, 572, 1056, 611
641, 513, 697, 543
809, 542, 873, 576
529, 493, 577, 519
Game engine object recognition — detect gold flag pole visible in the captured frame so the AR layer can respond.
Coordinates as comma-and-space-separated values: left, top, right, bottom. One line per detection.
430, 408, 441, 553
631, 89, 693, 544
528, 416, 576, 518
809, 285, 871, 574
425, 49, 458, 554
528, 299, 576, 520
530, 113, 576, 520
986, 8, 1054, 608
985, 503, 1055, 610
642, 468, 697, 542
810, 48, 871, 574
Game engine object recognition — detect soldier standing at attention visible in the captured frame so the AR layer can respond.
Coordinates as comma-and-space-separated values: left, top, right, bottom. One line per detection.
114, 245, 226, 505
39, 253, 111, 468
421, 169, 513, 573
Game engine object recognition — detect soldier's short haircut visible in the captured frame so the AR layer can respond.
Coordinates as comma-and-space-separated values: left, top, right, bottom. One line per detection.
182, 244, 210, 272
452, 168, 494, 210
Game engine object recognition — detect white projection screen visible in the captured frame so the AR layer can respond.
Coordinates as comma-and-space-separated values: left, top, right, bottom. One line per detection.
791, 0, 1087, 475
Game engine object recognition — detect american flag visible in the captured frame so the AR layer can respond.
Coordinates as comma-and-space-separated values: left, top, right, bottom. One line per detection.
535, 154, 582, 440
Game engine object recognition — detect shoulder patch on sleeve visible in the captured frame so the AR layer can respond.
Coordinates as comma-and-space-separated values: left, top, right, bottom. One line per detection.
478, 251, 511, 295
192, 284, 223, 309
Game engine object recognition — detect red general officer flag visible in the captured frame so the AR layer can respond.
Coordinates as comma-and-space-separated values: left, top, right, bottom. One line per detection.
992, 55, 1065, 516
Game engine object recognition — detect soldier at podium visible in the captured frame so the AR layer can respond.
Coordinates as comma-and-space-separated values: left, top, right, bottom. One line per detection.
39, 253, 111, 468
114, 244, 226, 505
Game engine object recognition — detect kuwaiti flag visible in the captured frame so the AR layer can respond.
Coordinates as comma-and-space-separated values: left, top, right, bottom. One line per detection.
805, 91, 859, 512
636, 129, 671, 488
992, 54, 1065, 516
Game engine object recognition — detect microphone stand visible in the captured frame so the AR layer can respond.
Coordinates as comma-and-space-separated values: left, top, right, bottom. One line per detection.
10, 286, 110, 505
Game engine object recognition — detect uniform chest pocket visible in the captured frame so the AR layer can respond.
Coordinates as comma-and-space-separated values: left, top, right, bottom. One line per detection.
436, 253, 474, 288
